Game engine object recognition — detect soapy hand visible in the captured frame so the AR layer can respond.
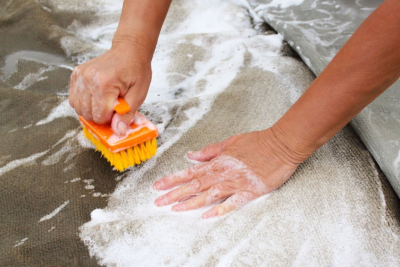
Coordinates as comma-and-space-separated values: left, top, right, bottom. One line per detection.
153, 129, 304, 219
69, 42, 152, 136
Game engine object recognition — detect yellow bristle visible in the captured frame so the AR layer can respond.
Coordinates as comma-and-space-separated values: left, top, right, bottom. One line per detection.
81, 125, 157, 172
133, 145, 142, 165
126, 148, 135, 167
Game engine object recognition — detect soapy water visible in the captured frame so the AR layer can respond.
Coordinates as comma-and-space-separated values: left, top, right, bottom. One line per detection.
0, 50, 73, 79
21, 0, 399, 265
250, 0, 378, 75
39, 200, 70, 222
50, 0, 289, 265
155, 155, 270, 213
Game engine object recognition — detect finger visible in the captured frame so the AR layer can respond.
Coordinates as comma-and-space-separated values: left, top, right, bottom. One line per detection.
73, 77, 84, 116
187, 140, 227, 162
68, 68, 77, 108
171, 182, 238, 212
91, 91, 118, 124
81, 90, 93, 121
154, 172, 223, 206
153, 161, 217, 190
111, 81, 148, 136
202, 191, 256, 219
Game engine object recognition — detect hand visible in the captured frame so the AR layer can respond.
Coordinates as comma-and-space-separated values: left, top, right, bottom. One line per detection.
69, 41, 152, 136
153, 129, 305, 219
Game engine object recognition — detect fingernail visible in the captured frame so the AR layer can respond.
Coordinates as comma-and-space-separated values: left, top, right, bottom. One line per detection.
172, 203, 185, 212
155, 196, 167, 206
117, 121, 128, 136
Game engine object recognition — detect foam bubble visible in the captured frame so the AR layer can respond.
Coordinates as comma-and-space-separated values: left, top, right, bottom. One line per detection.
76, 1, 290, 265
39, 200, 70, 222
0, 150, 49, 176
36, 99, 77, 125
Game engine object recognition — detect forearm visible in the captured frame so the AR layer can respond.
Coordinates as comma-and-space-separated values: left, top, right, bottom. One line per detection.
112, 0, 172, 61
267, 0, 400, 164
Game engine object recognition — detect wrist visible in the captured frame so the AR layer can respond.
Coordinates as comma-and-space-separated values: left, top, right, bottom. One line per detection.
111, 34, 155, 63
258, 125, 316, 166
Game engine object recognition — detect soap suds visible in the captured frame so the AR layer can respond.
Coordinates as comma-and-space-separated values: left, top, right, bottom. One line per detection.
36, 99, 77, 125
14, 238, 28, 248
42, 130, 79, 166
23, 0, 398, 265
0, 150, 49, 176
39, 200, 70, 222
14, 66, 54, 90
394, 150, 400, 179
1, 50, 71, 79
76, 1, 294, 266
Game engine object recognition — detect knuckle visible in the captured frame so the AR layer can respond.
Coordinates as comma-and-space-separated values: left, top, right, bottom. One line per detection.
92, 107, 103, 123
84, 66, 97, 77
83, 113, 93, 121
93, 74, 112, 90
189, 179, 202, 192
217, 205, 227, 215
186, 166, 196, 179
233, 191, 254, 204
221, 158, 239, 171
82, 107, 93, 121
208, 186, 222, 198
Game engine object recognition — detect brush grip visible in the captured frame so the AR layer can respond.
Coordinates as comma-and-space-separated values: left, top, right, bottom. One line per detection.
114, 98, 131, 115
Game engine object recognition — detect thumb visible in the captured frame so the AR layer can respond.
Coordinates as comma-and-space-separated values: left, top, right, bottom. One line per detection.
111, 84, 148, 136
187, 140, 227, 162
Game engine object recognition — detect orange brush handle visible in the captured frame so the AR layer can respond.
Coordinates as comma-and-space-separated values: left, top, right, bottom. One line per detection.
114, 98, 131, 115
79, 97, 158, 153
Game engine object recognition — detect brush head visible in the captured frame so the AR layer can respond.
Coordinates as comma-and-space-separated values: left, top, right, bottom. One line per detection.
79, 112, 158, 153
79, 112, 158, 171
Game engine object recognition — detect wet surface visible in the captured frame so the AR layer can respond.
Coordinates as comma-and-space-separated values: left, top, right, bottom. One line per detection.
1, 0, 399, 266
249, 0, 400, 198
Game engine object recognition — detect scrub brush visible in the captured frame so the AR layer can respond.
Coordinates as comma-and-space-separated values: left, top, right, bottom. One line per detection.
79, 98, 158, 172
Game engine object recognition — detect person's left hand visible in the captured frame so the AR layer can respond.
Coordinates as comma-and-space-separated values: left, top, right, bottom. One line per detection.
153, 129, 305, 219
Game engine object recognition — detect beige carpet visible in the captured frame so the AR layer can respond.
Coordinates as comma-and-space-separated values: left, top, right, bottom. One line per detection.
1, 0, 399, 266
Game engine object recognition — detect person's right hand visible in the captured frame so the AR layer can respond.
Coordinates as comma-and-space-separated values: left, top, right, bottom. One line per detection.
69, 42, 152, 136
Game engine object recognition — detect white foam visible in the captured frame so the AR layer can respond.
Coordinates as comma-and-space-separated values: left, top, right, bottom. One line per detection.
76, 131, 96, 149
41, 130, 78, 166
42, 146, 71, 166
1, 50, 71, 79
83, 179, 95, 190
0, 150, 49, 176
267, 0, 305, 9
75, 1, 289, 265
36, 99, 77, 125
14, 237, 28, 248
38, 0, 123, 13
14, 66, 54, 90
59, 0, 400, 265
63, 0, 268, 263
52, 129, 78, 148
394, 149, 400, 179
39, 200, 70, 222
